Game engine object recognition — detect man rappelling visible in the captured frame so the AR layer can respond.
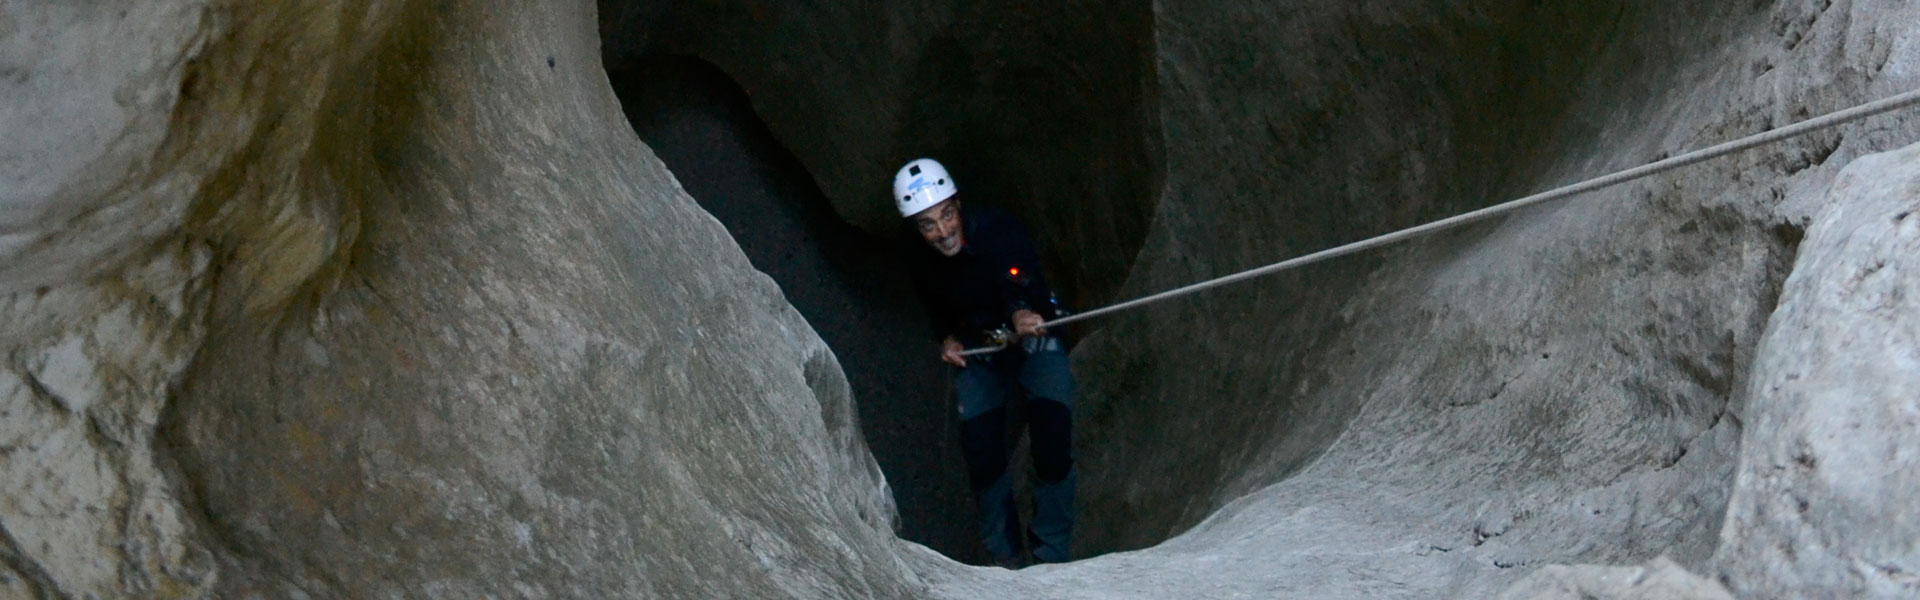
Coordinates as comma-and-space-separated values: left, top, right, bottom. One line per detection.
893, 158, 1076, 568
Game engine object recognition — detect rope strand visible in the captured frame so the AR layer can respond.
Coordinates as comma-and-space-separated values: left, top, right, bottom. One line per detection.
957, 88, 1920, 357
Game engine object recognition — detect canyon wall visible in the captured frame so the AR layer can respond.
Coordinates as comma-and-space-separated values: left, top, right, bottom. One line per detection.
3, 2, 915, 597
3, 0, 1917, 597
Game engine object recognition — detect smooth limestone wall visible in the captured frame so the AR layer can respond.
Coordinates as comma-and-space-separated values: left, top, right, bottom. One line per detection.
937, 1, 1920, 597
4, 0, 1919, 598
4, 1, 916, 597
605, 56, 981, 563
599, 0, 1920, 598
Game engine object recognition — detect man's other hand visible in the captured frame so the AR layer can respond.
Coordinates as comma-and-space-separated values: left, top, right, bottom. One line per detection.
1013, 309, 1047, 337
941, 337, 968, 367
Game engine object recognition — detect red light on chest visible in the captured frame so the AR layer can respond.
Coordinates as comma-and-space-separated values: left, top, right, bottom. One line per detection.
1007, 267, 1030, 285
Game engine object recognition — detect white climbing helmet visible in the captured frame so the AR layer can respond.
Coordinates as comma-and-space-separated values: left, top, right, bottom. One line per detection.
892, 158, 957, 218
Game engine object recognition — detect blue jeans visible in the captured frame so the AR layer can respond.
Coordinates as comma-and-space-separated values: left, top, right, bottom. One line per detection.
956, 338, 1075, 563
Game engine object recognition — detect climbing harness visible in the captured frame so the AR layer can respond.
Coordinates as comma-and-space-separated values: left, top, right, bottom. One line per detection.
959, 88, 1920, 358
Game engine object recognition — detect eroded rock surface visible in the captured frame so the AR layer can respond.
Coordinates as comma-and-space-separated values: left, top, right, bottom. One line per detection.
1712, 142, 1920, 599
6, 0, 1920, 598
1081, 0, 1920, 568
1496, 557, 1735, 600
931, 1, 1920, 597
605, 57, 980, 563
6, 1, 915, 597
1, 2, 219, 597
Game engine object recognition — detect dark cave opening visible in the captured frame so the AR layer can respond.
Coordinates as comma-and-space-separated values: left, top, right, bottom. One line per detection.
605, 55, 990, 563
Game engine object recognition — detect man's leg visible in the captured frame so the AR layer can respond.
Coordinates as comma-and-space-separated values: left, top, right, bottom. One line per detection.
956, 359, 1020, 563
1018, 340, 1076, 563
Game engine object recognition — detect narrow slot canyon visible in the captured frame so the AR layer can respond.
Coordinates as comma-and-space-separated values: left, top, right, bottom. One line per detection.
4, 1, 1920, 599
605, 56, 983, 563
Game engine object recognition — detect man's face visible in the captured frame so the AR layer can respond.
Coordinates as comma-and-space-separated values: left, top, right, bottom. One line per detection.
913, 198, 965, 256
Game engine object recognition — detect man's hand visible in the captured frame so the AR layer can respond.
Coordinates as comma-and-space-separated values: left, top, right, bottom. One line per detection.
1012, 309, 1047, 337
941, 337, 968, 367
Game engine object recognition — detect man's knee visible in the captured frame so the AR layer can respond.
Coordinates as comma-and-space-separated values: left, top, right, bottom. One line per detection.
1028, 397, 1073, 484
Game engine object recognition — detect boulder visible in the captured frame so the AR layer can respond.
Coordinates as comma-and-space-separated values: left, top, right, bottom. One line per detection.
1712, 142, 1920, 599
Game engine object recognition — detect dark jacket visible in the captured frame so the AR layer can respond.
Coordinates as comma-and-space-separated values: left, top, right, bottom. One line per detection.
908, 204, 1062, 346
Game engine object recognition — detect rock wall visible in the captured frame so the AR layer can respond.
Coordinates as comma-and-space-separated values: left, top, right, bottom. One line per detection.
1074, 0, 1638, 553
923, 0, 1920, 597
4, 1, 917, 597
6, 0, 1920, 597
2, 2, 219, 597
597, 0, 1160, 307
1485, 140, 1920, 599
605, 56, 981, 562
1712, 142, 1920, 598
1048, 0, 1917, 595
1496, 557, 1735, 600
